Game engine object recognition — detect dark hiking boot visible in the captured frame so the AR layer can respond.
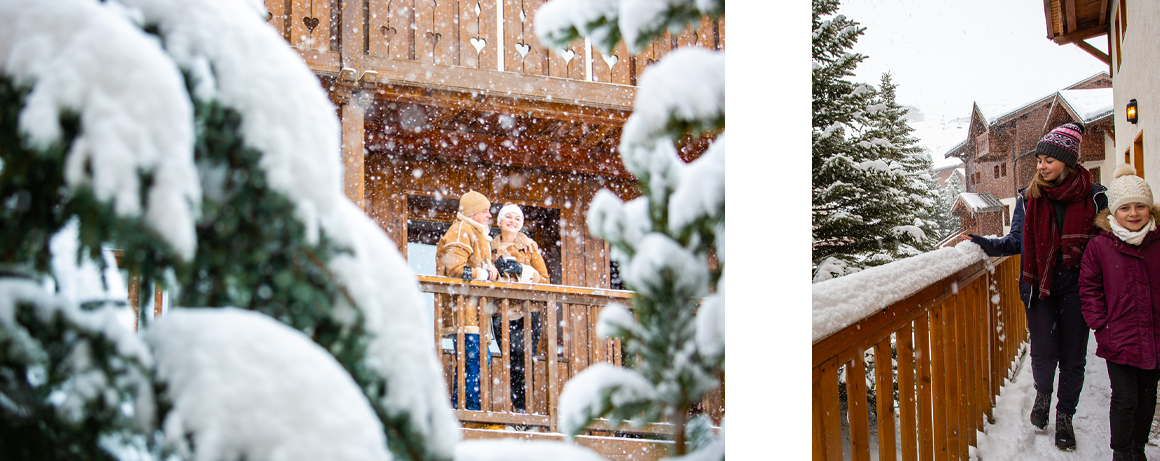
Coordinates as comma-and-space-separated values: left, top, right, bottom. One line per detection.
1055, 413, 1076, 451
1112, 450, 1132, 461
1030, 392, 1051, 429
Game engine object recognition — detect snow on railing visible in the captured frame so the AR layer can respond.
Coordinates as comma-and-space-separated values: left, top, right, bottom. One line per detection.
812, 241, 988, 343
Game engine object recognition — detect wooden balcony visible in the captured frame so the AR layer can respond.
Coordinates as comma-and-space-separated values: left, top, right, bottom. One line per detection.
418, 275, 724, 460
813, 255, 1027, 460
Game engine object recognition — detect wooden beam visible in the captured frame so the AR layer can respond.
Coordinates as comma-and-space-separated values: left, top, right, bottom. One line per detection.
362, 55, 636, 111
1074, 39, 1111, 65
1099, 0, 1108, 25
1064, 0, 1078, 34
1043, 0, 1057, 38
368, 83, 631, 126
1051, 24, 1109, 44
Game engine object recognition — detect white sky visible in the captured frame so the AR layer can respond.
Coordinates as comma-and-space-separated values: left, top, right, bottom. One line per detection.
839, 0, 1109, 118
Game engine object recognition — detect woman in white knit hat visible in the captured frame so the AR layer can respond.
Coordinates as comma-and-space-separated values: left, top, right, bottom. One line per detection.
1079, 164, 1160, 461
490, 203, 550, 412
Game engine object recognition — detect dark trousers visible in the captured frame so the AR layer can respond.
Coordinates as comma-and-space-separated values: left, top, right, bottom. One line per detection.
491, 312, 541, 411
1025, 266, 1089, 416
1107, 361, 1160, 455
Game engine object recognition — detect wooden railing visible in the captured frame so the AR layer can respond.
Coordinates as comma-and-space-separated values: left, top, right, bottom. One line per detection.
417, 275, 634, 433
812, 256, 1027, 461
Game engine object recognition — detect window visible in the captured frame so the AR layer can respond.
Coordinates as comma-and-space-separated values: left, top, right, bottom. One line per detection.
1001, 163, 1007, 177
1004, 205, 1011, 226
993, 165, 1000, 178
1134, 132, 1145, 179
1090, 167, 1101, 185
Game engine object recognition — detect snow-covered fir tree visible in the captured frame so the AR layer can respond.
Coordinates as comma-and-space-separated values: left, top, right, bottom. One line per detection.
536, 1, 725, 459
0, 0, 461, 459
934, 170, 966, 241
812, 0, 939, 281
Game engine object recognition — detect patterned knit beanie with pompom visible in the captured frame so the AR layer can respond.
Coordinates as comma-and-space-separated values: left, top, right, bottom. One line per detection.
1109, 164, 1153, 211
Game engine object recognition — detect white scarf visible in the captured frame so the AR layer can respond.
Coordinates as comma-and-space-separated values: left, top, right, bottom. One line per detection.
1110, 217, 1156, 246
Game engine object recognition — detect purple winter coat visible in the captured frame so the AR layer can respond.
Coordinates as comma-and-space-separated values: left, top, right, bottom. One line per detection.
1079, 211, 1160, 370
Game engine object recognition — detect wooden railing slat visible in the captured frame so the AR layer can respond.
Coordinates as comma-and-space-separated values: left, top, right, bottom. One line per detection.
847, 354, 872, 461
813, 357, 844, 461
873, 337, 897, 461
929, 303, 948, 461
916, 311, 934, 461
546, 295, 560, 433
897, 323, 918, 461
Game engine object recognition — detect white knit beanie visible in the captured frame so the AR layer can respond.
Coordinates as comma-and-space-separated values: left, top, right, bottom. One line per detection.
497, 203, 524, 230
1109, 164, 1153, 211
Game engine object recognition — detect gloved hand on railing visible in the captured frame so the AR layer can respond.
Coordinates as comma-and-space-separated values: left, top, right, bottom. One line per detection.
493, 256, 523, 278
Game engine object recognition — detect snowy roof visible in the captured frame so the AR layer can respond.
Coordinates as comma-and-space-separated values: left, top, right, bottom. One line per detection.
955, 192, 1004, 213
1059, 88, 1114, 123
974, 92, 1055, 126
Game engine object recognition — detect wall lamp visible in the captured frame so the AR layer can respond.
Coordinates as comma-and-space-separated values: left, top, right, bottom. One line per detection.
1127, 98, 1139, 124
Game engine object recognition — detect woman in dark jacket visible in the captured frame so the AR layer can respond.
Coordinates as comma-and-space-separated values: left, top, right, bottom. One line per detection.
1080, 165, 1160, 461
962, 122, 1106, 451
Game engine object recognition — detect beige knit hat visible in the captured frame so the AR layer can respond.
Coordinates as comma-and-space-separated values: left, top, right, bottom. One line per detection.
458, 190, 491, 216
1109, 164, 1153, 211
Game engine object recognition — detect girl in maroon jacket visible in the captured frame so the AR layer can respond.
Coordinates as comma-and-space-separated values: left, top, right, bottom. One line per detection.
1080, 165, 1160, 461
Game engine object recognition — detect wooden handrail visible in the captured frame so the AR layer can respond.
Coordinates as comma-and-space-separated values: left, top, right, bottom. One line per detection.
812, 256, 1027, 461
417, 275, 635, 433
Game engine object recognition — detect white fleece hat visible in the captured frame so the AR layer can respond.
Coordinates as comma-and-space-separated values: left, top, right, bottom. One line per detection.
1110, 164, 1153, 211
497, 203, 524, 230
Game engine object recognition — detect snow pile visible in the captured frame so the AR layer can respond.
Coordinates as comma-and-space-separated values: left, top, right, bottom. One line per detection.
1059, 88, 1114, 122
0, 0, 199, 260
620, 47, 725, 153
557, 363, 657, 437
321, 200, 461, 451
120, 0, 340, 244
812, 240, 988, 342
454, 440, 607, 461
694, 275, 725, 362
146, 308, 391, 461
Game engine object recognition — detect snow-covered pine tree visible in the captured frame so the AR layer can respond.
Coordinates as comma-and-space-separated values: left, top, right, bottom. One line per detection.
935, 171, 966, 240
852, 73, 939, 259
536, 1, 725, 458
0, 0, 459, 459
812, 1, 939, 281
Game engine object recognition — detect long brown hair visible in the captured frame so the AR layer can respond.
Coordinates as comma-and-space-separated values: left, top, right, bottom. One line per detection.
1025, 163, 1077, 199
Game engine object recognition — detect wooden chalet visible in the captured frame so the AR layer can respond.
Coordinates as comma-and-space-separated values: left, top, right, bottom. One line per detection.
122, 1, 727, 458
944, 73, 1112, 235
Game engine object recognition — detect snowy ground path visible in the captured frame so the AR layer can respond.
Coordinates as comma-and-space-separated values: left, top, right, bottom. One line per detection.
972, 330, 1160, 460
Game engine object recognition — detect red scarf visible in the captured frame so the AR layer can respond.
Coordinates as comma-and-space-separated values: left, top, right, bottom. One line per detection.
1022, 166, 1096, 297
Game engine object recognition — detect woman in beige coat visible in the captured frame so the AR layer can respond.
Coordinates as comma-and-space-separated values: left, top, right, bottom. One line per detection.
491, 203, 549, 412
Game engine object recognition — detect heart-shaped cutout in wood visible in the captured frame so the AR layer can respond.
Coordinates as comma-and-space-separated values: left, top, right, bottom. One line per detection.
602, 53, 618, 68
381, 26, 397, 40
470, 37, 486, 54
559, 49, 575, 63
303, 17, 320, 34
426, 31, 441, 46
267, 12, 274, 22
515, 43, 530, 58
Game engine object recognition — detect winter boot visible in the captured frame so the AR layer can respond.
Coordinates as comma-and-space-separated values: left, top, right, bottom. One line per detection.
1030, 392, 1051, 429
1112, 450, 1132, 461
1055, 412, 1076, 451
